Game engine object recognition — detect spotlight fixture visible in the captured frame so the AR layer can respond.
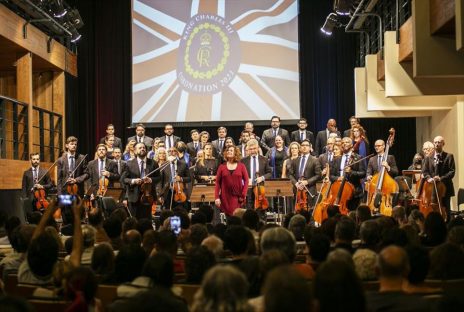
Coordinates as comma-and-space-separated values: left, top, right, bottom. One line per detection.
67, 9, 84, 29
333, 0, 353, 16
320, 13, 339, 36
50, 0, 67, 18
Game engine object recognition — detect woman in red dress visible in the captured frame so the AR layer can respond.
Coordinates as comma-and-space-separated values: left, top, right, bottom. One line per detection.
215, 146, 249, 216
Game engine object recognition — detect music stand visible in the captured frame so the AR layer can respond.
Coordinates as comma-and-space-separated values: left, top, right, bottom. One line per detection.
401, 170, 422, 197
263, 179, 294, 222
104, 187, 125, 203
190, 184, 216, 204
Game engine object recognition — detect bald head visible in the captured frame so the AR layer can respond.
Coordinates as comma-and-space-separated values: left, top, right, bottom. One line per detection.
433, 136, 445, 153
378, 246, 409, 278
123, 229, 142, 246
327, 119, 337, 132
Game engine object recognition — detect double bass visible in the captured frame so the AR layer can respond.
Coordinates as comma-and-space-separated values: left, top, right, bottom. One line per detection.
365, 129, 398, 216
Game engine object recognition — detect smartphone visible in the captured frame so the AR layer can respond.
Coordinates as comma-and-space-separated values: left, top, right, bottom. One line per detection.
170, 216, 181, 235
58, 194, 75, 206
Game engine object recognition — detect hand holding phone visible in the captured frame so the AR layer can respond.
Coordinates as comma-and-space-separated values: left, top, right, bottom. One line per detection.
170, 216, 181, 235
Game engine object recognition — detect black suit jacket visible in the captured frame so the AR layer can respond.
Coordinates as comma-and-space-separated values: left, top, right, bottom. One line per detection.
330, 153, 366, 192
83, 159, 120, 194
422, 152, 455, 197
121, 158, 160, 202
21, 167, 53, 199
159, 159, 191, 198
57, 153, 87, 195
241, 155, 272, 182
260, 128, 291, 148
99, 136, 123, 149
127, 135, 154, 149
288, 155, 321, 194
315, 129, 341, 156
186, 141, 201, 158
211, 139, 227, 157
367, 154, 399, 177
159, 135, 181, 148
290, 130, 315, 146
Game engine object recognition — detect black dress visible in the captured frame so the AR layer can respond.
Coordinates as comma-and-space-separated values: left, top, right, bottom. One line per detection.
194, 158, 220, 183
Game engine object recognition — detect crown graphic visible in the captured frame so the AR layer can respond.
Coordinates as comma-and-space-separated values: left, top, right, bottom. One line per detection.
200, 32, 212, 45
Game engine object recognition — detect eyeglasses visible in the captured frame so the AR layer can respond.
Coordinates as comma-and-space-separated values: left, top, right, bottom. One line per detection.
301, 144, 310, 147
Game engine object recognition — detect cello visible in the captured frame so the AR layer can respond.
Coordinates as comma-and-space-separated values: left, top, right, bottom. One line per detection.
329, 154, 355, 216
366, 129, 398, 216
253, 173, 269, 210
313, 163, 332, 224
419, 179, 447, 220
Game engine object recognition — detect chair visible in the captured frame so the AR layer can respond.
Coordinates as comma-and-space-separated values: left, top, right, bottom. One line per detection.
176, 284, 200, 307
28, 299, 70, 312
96, 284, 118, 307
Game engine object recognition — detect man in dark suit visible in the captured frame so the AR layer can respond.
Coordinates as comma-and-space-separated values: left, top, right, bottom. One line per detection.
57, 136, 87, 197
366, 139, 399, 179
83, 144, 120, 196
318, 137, 336, 176
211, 126, 227, 157
186, 129, 201, 159
245, 121, 268, 153
260, 115, 291, 148
329, 137, 366, 211
21, 153, 53, 206
315, 119, 341, 156
342, 116, 360, 138
121, 142, 160, 219
127, 124, 154, 149
237, 130, 251, 157
422, 136, 455, 221
291, 118, 315, 147
158, 146, 191, 210
159, 124, 181, 151
99, 124, 122, 149
288, 140, 321, 208
241, 139, 272, 210
111, 147, 127, 189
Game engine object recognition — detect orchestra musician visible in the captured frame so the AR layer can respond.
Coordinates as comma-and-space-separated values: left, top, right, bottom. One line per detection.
160, 124, 180, 151
241, 139, 272, 211
265, 135, 287, 179
57, 136, 87, 197
329, 137, 366, 210
158, 146, 191, 210
186, 129, 201, 159
83, 144, 120, 195
99, 124, 122, 149
288, 139, 321, 208
422, 136, 456, 220
366, 139, 399, 180
21, 153, 53, 205
315, 119, 340, 156
282, 142, 300, 179
318, 137, 336, 170
194, 143, 220, 183
291, 117, 315, 148
121, 142, 160, 219
127, 124, 153, 149
211, 126, 227, 158
237, 130, 251, 158
261, 115, 291, 148
343, 116, 360, 138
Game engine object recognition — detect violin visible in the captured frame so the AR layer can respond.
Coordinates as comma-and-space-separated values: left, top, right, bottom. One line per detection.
97, 175, 109, 197
65, 154, 88, 197
295, 187, 308, 213
141, 180, 155, 205
313, 164, 332, 224
253, 173, 269, 210
173, 180, 187, 203
365, 129, 399, 216
34, 188, 49, 211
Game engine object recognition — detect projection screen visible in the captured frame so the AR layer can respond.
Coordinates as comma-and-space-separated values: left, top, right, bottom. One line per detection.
132, 0, 300, 124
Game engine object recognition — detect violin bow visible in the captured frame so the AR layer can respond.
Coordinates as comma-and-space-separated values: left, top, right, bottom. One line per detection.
36, 158, 60, 185
68, 154, 88, 179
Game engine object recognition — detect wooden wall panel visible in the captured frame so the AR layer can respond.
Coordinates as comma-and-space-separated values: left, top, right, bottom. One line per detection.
33, 71, 53, 110
0, 72, 16, 97
0, 159, 55, 190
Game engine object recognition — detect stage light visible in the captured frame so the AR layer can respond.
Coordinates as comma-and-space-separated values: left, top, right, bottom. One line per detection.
320, 13, 339, 36
68, 26, 81, 42
334, 0, 353, 16
67, 9, 84, 29
50, 0, 67, 18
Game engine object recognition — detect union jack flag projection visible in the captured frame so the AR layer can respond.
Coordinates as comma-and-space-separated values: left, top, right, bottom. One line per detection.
132, 0, 300, 123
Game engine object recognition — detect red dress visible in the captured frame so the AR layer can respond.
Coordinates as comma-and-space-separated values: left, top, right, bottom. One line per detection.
215, 162, 249, 216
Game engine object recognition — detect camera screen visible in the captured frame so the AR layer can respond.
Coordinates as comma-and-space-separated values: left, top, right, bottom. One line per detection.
58, 194, 74, 206
170, 216, 181, 235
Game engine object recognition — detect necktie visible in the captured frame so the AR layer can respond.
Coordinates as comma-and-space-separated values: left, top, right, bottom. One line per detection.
341, 154, 348, 176
33, 168, 37, 183
300, 132, 304, 141
69, 156, 75, 172
100, 159, 104, 177
194, 142, 198, 150
219, 140, 224, 152
138, 137, 142, 143
273, 129, 277, 137
252, 156, 258, 184
117, 161, 121, 175
328, 152, 332, 162
299, 155, 306, 178
140, 160, 145, 178
378, 155, 382, 171
167, 137, 171, 149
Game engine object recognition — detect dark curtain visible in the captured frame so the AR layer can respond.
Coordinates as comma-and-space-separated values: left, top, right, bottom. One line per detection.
66, 0, 415, 170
